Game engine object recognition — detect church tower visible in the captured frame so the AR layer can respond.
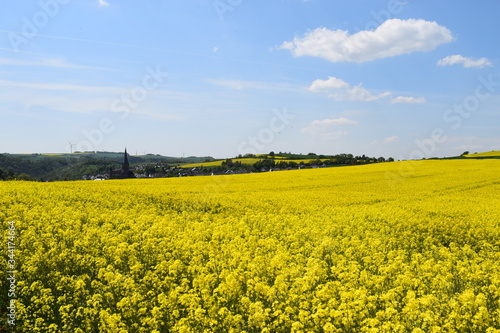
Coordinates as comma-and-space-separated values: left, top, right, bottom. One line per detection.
122, 148, 130, 176
109, 148, 135, 179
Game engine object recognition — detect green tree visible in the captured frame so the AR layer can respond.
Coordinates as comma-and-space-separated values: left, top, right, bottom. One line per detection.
0, 167, 6, 180
145, 165, 157, 176
17, 173, 37, 181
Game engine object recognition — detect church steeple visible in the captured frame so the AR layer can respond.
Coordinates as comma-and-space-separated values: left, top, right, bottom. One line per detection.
122, 148, 130, 175
109, 148, 135, 179
123, 148, 129, 165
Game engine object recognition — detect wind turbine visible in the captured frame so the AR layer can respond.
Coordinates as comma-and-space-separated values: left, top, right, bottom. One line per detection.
68, 141, 76, 154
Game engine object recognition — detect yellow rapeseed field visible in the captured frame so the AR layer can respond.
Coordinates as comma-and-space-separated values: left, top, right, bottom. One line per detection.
1, 159, 500, 332
464, 151, 500, 158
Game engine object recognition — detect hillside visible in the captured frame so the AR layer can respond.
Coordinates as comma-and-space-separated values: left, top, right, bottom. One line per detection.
2, 150, 499, 181
0, 152, 389, 181
0, 152, 215, 181
9, 152, 214, 163
463, 151, 500, 158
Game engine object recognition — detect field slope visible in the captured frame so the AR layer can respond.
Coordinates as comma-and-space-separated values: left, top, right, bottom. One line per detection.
1, 160, 500, 332
464, 150, 500, 158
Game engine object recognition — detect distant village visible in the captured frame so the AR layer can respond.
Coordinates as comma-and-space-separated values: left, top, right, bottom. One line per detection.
0, 149, 401, 182
86, 149, 394, 181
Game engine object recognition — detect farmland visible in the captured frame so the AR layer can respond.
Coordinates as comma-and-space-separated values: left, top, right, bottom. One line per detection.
181, 158, 265, 168
181, 158, 333, 168
1, 159, 500, 332
464, 151, 500, 158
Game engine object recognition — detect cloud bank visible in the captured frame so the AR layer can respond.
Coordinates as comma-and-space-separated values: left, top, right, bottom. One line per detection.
437, 55, 492, 68
309, 76, 425, 104
281, 19, 453, 63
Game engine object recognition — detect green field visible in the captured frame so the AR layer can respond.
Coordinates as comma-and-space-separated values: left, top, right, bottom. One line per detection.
182, 158, 264, 168
182, 158, 333, 168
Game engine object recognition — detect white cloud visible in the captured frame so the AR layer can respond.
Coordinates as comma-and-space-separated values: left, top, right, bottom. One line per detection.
437, 55, 492, 68
301, 129, 349, 140
309, 76, 426, 104
309, 76, 349, 91
391, 96, 426, 104
343, 85, 392, 102
0, 79, 123, 115
308, 77, 391, 102
310, 117, 358, 126
0, 57, 112, 71
0, 79, 184, 120
98, 0, 109, 6
301, 117, 357, 139
0, 79, 121, 94
281, 18, 453, 63
384, 136, 400, 144
320, 131, 349, 140
208, 79, 296, 92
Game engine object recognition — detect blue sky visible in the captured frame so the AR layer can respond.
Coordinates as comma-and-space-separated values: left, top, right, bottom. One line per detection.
0, 0, 499, 159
